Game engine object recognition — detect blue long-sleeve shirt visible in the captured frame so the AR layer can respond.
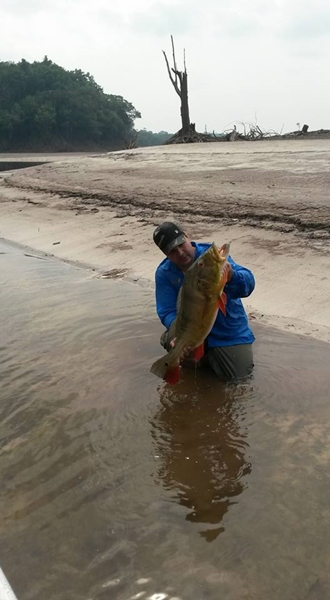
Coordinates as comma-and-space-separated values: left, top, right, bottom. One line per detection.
155, 242, 255, 347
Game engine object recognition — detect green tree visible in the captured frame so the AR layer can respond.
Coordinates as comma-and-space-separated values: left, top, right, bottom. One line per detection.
0, 58, 141, 151
137, 129, 172, 147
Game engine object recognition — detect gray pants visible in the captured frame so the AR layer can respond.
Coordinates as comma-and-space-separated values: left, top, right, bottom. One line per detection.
160, 328, 254, 382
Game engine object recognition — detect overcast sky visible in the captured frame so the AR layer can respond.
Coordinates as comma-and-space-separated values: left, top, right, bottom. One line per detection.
1, 0, 329, 134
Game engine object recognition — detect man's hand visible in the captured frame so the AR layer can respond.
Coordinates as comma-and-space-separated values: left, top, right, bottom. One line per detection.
170, 337, 193, 362
223, 262, 233, 283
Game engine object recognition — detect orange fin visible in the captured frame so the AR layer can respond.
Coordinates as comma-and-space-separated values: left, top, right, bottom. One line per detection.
218, 292, 227, 316
164, 365, 181, 385
193, 344, 204, 361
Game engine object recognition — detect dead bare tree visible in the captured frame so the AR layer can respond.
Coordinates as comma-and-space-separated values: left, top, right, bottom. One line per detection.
162, 36, 197, 142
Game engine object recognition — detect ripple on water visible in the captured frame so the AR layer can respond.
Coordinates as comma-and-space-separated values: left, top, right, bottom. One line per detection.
1, 243, 330, 600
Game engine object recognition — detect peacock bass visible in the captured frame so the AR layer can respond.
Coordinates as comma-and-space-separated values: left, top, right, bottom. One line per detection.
150, 242, 230, 385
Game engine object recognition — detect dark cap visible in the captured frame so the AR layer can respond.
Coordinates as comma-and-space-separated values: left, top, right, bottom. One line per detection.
153, 221, 186, 255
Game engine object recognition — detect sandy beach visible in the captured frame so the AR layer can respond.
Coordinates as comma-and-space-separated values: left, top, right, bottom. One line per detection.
1, 139, 330, 343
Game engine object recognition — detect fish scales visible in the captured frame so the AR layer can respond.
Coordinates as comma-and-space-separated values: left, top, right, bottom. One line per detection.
151, 242, 230, 384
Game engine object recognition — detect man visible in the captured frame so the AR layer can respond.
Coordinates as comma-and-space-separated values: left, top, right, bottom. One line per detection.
153, 221, 255, 381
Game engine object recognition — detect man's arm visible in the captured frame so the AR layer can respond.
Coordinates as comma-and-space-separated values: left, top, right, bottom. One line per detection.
225, 257, 255, 299
155, 269, 179, 330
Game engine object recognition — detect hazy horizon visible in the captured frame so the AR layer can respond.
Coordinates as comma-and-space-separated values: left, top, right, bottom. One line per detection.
1, 0, 329, 136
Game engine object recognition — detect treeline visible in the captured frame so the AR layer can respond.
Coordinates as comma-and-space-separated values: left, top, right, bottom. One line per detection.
137, 129, 172, 147
0, 57, 141, 151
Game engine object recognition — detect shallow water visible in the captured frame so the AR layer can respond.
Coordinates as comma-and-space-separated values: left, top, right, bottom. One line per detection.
0, 161, 47, 171
0, 241, 330, 600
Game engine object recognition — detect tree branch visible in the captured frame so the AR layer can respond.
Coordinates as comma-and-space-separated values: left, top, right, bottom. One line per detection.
162, 51, 181, 97
172, 68, 183, 87
171, 34, 179, 88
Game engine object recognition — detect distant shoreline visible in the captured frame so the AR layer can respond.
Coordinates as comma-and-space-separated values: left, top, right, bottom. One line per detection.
1, 127, 330, 155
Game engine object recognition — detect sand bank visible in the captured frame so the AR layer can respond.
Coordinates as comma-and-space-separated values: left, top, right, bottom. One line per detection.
1, 140, 330, 343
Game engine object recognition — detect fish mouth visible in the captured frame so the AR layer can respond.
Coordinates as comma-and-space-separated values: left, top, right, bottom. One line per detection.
211, 242, 230, 262
219, 243, 230, 259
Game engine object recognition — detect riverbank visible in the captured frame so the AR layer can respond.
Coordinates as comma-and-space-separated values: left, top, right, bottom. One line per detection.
1, 140, 330, 343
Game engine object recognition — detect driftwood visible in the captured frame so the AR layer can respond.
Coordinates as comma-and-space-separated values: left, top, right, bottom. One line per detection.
165, 121, 278, 144
122, 130, 138, 149
280, 126, 330, 139
163, 121, 330, 146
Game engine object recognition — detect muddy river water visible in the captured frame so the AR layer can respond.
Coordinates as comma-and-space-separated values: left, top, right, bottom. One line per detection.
0, 241, 330, 600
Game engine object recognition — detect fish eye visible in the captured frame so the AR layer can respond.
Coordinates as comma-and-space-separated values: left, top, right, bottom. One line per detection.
198, 260, 204, 268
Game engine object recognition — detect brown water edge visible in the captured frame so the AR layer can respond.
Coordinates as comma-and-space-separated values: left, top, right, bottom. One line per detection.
0, 162, 48, 172
0, 242, 330, 600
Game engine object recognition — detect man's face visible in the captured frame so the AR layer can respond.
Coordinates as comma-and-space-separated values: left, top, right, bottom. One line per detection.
167, 236, 196, 271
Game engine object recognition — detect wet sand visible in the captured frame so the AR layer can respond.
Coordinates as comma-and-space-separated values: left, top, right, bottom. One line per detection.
0, 139, 330, 343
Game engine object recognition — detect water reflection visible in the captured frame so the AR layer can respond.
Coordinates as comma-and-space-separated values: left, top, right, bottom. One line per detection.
151, 374, 252, 542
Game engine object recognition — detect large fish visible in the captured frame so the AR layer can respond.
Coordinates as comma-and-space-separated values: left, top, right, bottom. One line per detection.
151, 242, 230, 385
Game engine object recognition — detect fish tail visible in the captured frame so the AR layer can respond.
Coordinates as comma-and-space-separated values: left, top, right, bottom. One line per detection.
150, 355, 181, 385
